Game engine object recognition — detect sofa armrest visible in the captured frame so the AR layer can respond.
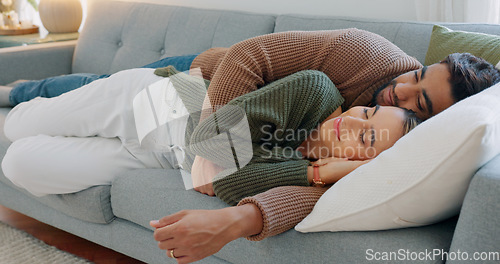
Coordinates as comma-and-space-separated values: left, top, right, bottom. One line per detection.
0, 40, 77, 85
448, 154, 500, 263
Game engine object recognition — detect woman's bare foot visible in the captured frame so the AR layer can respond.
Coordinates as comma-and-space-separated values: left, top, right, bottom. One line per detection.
0, 85, 13, 107
6, 80, 28, 87
0, 80, 29, 107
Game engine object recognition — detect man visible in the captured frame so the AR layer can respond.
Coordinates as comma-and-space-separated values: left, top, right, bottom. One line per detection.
2, 29, 497, 121
190, 29, 498, 121
371, 53, 499, 119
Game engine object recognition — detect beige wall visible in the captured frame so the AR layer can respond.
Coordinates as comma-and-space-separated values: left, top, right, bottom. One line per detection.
89, 0, 419, 21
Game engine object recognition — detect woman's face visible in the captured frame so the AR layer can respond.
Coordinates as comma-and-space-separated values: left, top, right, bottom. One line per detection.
318, 105, 405, 160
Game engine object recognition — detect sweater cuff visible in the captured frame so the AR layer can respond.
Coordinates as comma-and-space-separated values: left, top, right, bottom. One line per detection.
237, 197, 271, 241
237, 186, 327, 241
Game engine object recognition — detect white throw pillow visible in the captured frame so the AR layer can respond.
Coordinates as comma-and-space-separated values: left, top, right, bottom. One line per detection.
295, 82, 500, 232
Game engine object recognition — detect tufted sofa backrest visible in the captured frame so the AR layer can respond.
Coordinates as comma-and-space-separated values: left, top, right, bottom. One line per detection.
274, 14, 500, 64
73, 1, 500, 74
72, 1, 276, 74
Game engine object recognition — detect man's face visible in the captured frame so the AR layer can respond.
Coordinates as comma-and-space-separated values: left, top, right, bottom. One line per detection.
372, 63, 454, 120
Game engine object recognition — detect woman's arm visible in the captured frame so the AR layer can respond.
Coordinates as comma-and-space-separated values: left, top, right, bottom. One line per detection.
189, 70, 344, 204
213, 157, 311, 205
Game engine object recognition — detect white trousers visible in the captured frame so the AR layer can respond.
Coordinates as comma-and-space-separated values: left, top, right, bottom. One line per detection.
2, 68, 169, 196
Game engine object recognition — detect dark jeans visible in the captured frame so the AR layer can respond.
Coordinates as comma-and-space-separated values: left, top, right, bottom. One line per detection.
9, 54, 198, 106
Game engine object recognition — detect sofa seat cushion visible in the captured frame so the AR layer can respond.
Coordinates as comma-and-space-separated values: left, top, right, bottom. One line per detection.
0, 108, 115, 224
36, 185, 114, 224
0, 164, 114, 225
111, 168, 459, 263
110, 169, 227, 230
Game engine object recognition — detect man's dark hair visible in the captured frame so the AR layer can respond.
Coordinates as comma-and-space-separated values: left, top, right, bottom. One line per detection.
441, 53, 500, 103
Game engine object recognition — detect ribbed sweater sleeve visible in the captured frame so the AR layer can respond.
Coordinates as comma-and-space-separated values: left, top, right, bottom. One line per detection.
189, 70, 344, 205
237, 186, 327, 241
191, 29, 422, 110
191, 47, 229, 81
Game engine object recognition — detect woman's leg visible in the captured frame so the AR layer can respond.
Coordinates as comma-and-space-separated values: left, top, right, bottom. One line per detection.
5, 68, 163, 144
2, 135, 162, 196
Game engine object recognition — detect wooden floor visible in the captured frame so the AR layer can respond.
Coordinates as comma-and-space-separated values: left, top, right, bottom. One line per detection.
0, 204, 146, 264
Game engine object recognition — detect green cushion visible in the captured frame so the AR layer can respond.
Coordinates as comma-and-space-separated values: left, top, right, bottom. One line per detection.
425, 25, 500, 66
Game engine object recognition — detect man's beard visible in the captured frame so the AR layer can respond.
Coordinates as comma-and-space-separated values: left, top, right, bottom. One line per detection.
371, 79, 397, 106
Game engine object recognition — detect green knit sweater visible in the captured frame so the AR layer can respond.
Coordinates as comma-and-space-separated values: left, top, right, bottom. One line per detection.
155, 67, 344, 205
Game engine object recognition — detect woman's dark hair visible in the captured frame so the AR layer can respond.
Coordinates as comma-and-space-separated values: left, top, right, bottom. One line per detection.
441, 53, 500, 103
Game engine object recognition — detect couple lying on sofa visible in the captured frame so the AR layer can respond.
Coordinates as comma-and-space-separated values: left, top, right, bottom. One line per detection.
2, 28, 499, 263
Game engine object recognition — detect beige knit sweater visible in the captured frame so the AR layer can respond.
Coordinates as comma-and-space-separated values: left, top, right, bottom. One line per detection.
191, 28, 422, 110
190, 28, 422, 240
238, 186, 327, 241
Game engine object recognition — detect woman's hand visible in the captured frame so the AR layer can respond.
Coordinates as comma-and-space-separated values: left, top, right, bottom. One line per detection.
312, 156, 348, 166
191, 155, 224, 196
309, 157, 371, 185
150, 204, 263, 264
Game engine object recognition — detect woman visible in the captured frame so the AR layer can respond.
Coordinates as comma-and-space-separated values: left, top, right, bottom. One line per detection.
2, 66, 419, 199
186, 68, 420, 205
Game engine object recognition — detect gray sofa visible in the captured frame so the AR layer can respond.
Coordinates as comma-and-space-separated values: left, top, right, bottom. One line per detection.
0, 1, 499, 263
